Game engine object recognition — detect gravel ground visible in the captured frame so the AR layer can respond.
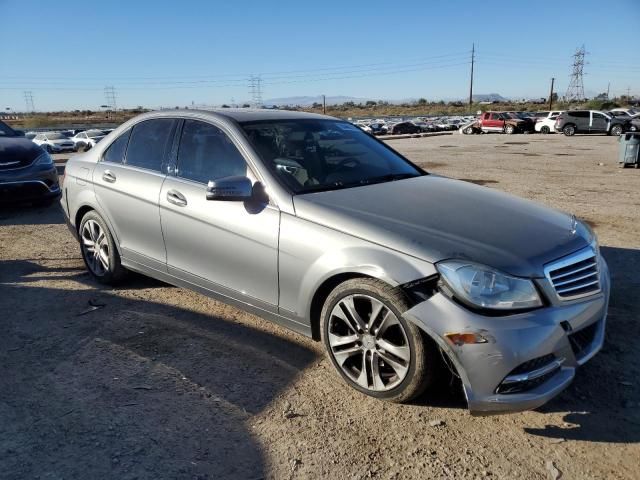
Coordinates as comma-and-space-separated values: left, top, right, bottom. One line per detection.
1, 133, 639, 479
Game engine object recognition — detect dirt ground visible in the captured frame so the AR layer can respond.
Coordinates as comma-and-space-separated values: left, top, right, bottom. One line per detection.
1, 133, 639, 480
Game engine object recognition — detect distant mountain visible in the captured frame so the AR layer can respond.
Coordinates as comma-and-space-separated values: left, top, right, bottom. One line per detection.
471, 93, 508, 102
264, 95, 369, 106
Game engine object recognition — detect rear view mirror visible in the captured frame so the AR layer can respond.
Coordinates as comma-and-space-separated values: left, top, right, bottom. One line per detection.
206, 175, 253, 201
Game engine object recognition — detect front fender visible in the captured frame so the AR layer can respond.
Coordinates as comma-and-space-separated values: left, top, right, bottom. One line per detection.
277, 213, 436, 323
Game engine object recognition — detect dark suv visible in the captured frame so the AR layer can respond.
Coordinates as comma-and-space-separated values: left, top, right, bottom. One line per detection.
0, 120, 61, 205
555, 110, 629, 136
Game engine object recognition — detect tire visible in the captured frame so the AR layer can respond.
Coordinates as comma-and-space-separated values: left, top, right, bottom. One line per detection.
79, 211, 127, 285
320, 278, 434, 403
463, 126, 474, 135
83, 143, 92, 152
563, 124, 576, 136
540, 126, 550, 134
504, 124, 515, 134
610, 124, 623, 136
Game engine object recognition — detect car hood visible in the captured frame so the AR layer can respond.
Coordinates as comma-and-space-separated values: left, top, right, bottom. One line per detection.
0, 136, 44, 164
293, 175, 592, 278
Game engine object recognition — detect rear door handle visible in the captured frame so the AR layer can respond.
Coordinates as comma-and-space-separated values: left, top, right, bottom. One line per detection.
102, 170, 116, 183
167, 189, 187, 207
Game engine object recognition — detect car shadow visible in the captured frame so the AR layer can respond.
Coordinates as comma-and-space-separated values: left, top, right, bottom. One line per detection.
0, 201, 64, 225
524, 245, 640, 443
0, 258, 318, 479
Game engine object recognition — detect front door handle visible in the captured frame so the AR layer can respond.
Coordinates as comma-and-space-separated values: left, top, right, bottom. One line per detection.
102, 170, 116, 183
167, 189, 187, 207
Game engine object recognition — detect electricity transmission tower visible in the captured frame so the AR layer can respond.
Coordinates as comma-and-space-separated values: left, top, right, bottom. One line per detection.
104, 86, 117, 112
23, 91, 35, 113
248, 75, 263, 108
565, 45, 587, 102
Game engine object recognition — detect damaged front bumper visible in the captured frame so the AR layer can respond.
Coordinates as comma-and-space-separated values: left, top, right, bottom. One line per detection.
403, 259, 610, 415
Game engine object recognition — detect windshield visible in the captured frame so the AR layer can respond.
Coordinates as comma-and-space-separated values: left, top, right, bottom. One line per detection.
47, 133, 67, 140
240, 119, 423, 194
86, 129, 105, 138
0, 121, 17, 137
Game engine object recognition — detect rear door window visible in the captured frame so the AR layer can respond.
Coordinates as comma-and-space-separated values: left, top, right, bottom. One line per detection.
125, 119, 177, 172
103, 130, 131, 164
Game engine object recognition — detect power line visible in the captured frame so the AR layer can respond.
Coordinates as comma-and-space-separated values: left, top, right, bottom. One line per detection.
565, 45, 587, 102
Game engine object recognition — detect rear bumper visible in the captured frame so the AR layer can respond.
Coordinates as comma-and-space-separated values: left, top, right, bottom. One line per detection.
403, 257, 610, 415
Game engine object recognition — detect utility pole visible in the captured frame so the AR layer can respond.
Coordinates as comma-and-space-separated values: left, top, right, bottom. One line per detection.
104, 86, 117, 118
565, 45, 587, 102
606, 82, 610, 100
248, 75, 263, 108
23, 91, 35, 113
548, 77, 555, 110
322, 94, 326, 114
627, 86, 631, 100
468, 43, 475, 107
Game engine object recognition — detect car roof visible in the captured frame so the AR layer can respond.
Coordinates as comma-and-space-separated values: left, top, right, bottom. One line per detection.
137, 108, 337, 123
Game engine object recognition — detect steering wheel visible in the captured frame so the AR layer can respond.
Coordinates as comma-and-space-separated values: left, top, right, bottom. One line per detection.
334, 157, 361, 170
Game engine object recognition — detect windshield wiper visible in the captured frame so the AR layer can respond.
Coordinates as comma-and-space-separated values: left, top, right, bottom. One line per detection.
299, 172, 420, 194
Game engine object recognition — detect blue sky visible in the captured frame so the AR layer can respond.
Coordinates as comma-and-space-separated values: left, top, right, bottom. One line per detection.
1, 0, 639, 111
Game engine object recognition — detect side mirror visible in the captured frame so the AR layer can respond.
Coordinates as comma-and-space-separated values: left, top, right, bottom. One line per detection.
206, 175, 253, 201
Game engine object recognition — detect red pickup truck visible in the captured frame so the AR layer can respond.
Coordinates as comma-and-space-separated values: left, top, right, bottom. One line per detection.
464, 112, 535, 134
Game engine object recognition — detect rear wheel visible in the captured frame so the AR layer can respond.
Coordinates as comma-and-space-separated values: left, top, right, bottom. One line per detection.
463, 126, 474, 135
504, 124, 515, 134
563, 124, 576, 136
540, 126, 550, 134
321, 278, 434, 403
79, 211, 127, 285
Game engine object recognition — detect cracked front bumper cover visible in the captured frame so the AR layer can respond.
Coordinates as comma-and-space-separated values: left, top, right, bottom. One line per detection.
403, 258, 610, 415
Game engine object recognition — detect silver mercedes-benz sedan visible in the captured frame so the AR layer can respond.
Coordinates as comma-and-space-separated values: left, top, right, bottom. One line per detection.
60, 109, 610, 415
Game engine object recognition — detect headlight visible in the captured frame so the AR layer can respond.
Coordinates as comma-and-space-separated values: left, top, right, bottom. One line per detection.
437, 260, 542, 311
34, 151, 54, 166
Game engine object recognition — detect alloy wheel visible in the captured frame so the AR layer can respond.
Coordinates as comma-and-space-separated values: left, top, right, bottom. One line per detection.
81, 219, 110, 276
327, 294, 411, 392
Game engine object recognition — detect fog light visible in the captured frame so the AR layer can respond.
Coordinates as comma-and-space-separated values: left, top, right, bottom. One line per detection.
445, 332, 488, 346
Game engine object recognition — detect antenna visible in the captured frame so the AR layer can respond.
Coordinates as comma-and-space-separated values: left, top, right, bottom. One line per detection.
565, 45, 587, 102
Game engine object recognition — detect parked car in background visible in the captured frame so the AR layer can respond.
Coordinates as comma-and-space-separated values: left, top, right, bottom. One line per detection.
533, 111, 563, 119
72, 129, 107, 151
475, 112, 532, 134
390, 121, 421, 135
535, 114, 561, 134
356, 124, 373, 134
61, 109, 610, 414
505, 112, 536, 132
32, 132, 76, 153
555, 110, 629, 136
369, 123, 389, 136
0, 120, 61, 206
609, 108, 640, 118
412, 120, 436, 132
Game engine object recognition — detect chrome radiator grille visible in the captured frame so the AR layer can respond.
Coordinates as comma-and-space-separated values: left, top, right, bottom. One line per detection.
545, 246, 600, 300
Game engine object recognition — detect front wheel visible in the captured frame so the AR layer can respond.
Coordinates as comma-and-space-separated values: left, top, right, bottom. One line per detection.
463, 126, 474, 135
563, 124, 576, 136
321, 278, 434, 403
610, 124, 623, 136
504, 124, 515, 134
540, 126, 550, 134
79, 211, 127, 285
